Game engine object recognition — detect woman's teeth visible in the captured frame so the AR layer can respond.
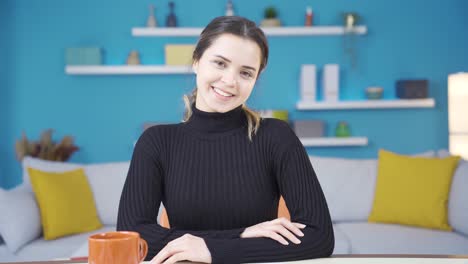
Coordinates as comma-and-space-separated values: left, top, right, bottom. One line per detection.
213, 87, 233, 97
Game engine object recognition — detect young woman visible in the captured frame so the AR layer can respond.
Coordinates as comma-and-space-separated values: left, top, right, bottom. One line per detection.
117, 16, 334, 264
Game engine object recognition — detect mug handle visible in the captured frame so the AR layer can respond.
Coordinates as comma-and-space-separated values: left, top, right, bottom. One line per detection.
139, 238, 148, 262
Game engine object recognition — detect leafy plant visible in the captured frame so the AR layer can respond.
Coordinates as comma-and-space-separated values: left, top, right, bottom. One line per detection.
264, 6, 278, 19
342, 12, 361, 28
15, 129, 79, 162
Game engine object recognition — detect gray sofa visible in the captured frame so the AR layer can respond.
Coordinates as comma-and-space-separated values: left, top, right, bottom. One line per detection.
1, 152, 467, 262
311, 152, 468, 255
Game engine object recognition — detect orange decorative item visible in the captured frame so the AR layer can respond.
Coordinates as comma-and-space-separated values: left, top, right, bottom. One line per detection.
159, 196, 291, 228
88, 231, 147, 264
305, 6, 313, 26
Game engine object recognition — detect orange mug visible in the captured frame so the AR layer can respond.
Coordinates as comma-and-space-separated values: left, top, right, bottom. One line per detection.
89, 231, 148, 264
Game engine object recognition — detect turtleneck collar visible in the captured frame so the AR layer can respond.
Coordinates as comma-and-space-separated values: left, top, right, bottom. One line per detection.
185, 103, 247, 134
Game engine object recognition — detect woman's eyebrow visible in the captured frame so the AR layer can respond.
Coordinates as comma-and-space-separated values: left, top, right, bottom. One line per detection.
214, 55, 257, 72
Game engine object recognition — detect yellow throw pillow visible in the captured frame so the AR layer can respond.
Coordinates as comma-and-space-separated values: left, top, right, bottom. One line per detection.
28, 168, 102, 240
368, 149, 460, 230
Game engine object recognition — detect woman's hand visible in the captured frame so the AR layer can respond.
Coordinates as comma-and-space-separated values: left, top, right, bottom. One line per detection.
150, 234, 211, 264
240, 217, 306, 245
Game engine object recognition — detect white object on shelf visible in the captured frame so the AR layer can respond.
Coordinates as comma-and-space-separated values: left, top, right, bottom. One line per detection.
65, 65, 193, 75
132, 26, 368, 37
300, 65, 317, 102
300, 137, 368, 147
323, 64, 340, 102
296, 98, 436, 110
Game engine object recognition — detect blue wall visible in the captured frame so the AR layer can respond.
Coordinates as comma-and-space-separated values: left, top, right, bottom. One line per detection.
1, 0, 468, 188
1, 0, 13, 188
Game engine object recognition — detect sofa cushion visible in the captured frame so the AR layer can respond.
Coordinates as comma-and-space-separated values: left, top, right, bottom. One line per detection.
0, 187, 42, 252
20, 157, 82, 192
336, 222, 468, 254
369, 150, 460, 230
332, 224, 351, 254
449, 161, 468, 237
29, 168, 103, 240
84, 162, 130, 225
310, 151, 436, 223
310, 156, 377, 222
0, 244, 24, 263
14, 225, 115, 262
21, 157, 130, 226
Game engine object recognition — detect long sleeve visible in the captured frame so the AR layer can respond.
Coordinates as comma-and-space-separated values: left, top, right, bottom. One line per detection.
116, 131, 245, 260
118, 114, 334, 263
203, 129, 334, 263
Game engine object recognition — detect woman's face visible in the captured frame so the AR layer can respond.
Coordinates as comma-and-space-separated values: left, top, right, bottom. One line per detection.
193, 33, 262, 113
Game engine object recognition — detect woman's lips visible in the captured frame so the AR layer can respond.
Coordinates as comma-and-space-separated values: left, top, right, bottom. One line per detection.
212, 86, 235, 101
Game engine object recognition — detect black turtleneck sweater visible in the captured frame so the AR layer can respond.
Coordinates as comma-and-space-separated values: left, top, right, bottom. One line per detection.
117, 105, 334, 263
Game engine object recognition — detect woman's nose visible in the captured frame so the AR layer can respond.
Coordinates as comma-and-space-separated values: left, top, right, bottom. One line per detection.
221, 71, 237, 86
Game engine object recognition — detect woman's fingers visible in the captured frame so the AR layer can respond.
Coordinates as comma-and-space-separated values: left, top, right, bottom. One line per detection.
267, 224, 301, 244
162, 252, 186, 264
240, 219, 308, 246
264, 230, 289, 245
273, 218, 305, 238
294, 223, 307, 229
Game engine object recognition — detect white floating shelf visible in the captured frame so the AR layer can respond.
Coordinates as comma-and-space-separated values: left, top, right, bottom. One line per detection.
297, 98, 435, 110
65, 65, 193, 75
132, 26, 367, 37
300, 137, 368, 147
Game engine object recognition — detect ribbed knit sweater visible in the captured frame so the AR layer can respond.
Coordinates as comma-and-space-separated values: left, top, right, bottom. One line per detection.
117, 105, 334, 263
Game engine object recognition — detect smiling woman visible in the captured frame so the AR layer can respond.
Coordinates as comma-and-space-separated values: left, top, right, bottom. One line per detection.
117, 16, 334, 264
191, 34, 260, 111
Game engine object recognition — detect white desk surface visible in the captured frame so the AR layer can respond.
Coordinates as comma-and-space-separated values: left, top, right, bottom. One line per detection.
134, 258, 468, 264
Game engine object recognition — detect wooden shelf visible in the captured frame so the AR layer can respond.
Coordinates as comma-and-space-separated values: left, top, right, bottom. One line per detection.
132, 26, 367, 37
300, 137, 368, 147
297, 98, 436, 110
65, 65, 193, 75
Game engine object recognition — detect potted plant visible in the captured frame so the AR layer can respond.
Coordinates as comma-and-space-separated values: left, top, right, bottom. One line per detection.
341, 12, 361, 69
15, 129, 79, 162
342, 12, 360, 31
261, 6, 281, 27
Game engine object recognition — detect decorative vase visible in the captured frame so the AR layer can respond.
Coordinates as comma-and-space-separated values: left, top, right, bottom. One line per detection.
166, 1, 177, 27
225, 0, 234, 16
260, 18, 281, 27
146, 4, 157, 27
126, 50, 140, 65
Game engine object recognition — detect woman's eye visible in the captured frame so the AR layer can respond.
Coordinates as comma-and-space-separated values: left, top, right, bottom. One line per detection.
241, 71, 253, 78
213, 60, 226, 68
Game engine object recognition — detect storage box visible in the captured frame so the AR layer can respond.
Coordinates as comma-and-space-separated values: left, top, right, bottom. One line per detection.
396, 79, 428, 99
165, 45, 195, 66
65, 47, 103, 65
293, 120, 325, 138
300, 65, 317, 102
323, 64, 340, 102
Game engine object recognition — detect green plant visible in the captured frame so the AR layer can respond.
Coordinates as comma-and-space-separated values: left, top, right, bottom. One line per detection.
342, 12, 361, 27
264, 6, 277, 19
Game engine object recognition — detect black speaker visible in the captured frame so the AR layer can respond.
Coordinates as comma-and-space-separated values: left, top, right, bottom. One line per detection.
396, 80, 428, 99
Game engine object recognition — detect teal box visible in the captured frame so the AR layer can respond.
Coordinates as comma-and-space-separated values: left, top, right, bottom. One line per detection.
66, 47, 103, 65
